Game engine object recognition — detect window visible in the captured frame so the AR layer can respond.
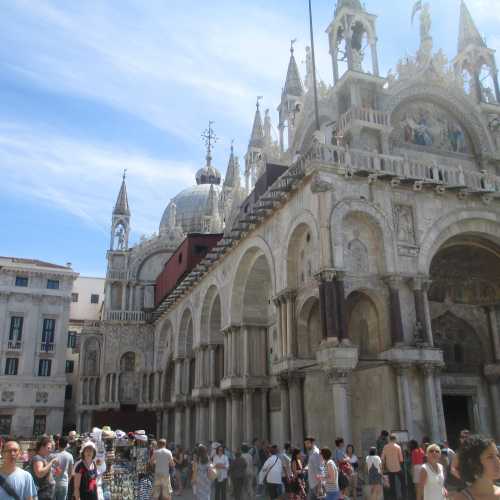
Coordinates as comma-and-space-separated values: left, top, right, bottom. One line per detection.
4, 358, 18, 375
65, 385, 73, 400
65, 360, 74, 373
38, 359, 52, 377
9, 317, 23, 342
0, 416, 12, 435
71, 293, 79, 303
15, 276, 28, 287
33, 415, 46, 436
90, 294, 99, 304
41, 319, 55, 351
194, 245, 207, 256
47, 279, 59, 290
67, 331, 77, 349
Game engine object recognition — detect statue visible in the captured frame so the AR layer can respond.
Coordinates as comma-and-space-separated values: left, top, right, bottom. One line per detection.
115, 225, 125, 250
419, 3, 431, 41
351, 48, 363, 72
413, 321, 427, 346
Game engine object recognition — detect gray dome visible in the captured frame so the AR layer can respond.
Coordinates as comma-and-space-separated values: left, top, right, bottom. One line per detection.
160, 184, 222, 234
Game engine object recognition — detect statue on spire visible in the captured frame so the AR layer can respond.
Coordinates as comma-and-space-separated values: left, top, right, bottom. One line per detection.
412, 1, 433, 65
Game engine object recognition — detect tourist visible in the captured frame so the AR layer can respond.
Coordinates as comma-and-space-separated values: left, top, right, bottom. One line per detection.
241, 444, 255, 498
305, 437, 322, 500
32, 435, 58, 500
173, 446, 188, 495
321, 447, 339, 500
73, 441, 99, 500
289, 447, 306, 500
346, 444, 359, 499
213, 445, 229, 500
382, 434, 404, 500
259, 445, 284, 500
376, 431, 389, 457
366, 447, 383, 500
410, 440, 425, 491
282, 443, 292, 495
335, 439, 346, 463
454, 435, 500, 500
54, 436, 74, 500
0, 439, 38, 500
417, 444, 446, 500
228, 450, 247, 500
150, 439, 175, 500
191, 445, 215, 500
447, 429, 470, 495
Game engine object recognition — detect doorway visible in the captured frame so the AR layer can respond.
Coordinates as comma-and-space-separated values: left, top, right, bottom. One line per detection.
443, 395, 473, 449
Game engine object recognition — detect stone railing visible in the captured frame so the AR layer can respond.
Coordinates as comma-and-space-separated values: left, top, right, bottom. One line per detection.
308, 143, 500, 193
338, 107, 391, 134
104, 310, 150, 322
106, 269, 130, 280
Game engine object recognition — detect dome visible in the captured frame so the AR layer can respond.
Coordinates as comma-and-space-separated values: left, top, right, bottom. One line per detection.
159, 184, 222, 234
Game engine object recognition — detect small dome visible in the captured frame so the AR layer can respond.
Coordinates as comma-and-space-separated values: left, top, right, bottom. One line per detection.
159, 184, 222, 234
195, 164, 221, 185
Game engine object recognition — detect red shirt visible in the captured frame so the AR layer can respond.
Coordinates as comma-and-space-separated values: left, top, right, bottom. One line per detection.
411, 448, 425, 465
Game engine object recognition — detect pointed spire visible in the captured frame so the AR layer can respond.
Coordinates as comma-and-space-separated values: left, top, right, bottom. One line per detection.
283, 39, 304, 97
206, 184, 218, 216
335, 0, 363, 13
249, 97, 265, 149
223, 141, 241, 188
264, 109, 273, 148
458, 0, 485, 53
113, 169, 130, 216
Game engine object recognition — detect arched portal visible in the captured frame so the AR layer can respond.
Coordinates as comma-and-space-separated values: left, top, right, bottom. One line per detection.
296, 296, 321, 359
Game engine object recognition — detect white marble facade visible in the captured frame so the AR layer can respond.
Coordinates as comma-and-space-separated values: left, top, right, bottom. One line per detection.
77, 1, 500, 452
0, 257, 78, 437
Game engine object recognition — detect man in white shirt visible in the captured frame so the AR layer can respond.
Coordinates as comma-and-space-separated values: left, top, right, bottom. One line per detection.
259, 445, 283, 500
151, 439, 175, 500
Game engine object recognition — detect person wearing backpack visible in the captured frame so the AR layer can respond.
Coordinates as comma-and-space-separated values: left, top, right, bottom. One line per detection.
259, 445, 284, 500
0, 439, 38, 500
366, 447, 383, 500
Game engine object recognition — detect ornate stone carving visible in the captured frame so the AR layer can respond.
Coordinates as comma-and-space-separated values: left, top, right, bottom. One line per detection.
310, 174, 335, 193
36, 391, 49, 403
344, 239, 369, 273
1, 391, 14, 403
325, 369, 350, 386
393, 204, 415, 243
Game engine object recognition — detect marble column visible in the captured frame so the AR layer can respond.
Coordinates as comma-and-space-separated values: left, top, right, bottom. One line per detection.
243, 327, 250, 376
289, 374, 305, 448
371, 41, 380, 77
232, 328, 240, 377
185, 405, 193, 449
209, 346, 217, 387
174, 359, 183, 396
335, 275, 348, 341
174, 406, 183, 445
209, 398, 217, 442
261, 389, 269, 441
434, 368, 447, 441
488, 381, 500, 441
412, 276, 434, 346
121, 283, 127, 311
280, 378, 291, 444
385, 276, 405, 345
327, 370, 352, 444
231, 391, 242, 450
422, 364, 440, 441
227, 329, 233, 377
155, 411, 162, 438
286, 292, 297, 357
280, 297, 288, 358
225, 396, 232, 450
273, 298, 284, 359
244, 390, 254, 443
223, 331, 229, 377
201, 399, 209, 444
486, 307, 500, 362
315, 270, 338, 340
395, 364, 414, 438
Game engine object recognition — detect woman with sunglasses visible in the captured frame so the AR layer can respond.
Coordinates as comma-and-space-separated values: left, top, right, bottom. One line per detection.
417, 444, 446, 500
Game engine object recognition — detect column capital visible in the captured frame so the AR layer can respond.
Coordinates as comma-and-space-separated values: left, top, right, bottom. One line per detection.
392, 362, 413, 375
230, 389, 243, 400
221, 324, 240, 336
410, 275, 432, 291
325, 368, 351, 386
419, 362, 443, 376
383, 274, 405, 289
314, 268, 345, 283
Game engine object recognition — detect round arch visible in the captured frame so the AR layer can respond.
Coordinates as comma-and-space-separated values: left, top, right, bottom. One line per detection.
330, 198, 397, 272
296, 295, 321, 359
295, 113, 336, 154
200, 284, 223, 344
177, 307, 194, 357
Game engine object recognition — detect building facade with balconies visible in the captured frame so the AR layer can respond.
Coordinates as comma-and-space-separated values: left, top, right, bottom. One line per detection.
0, 257, 78, 437
77, 1, 500, 451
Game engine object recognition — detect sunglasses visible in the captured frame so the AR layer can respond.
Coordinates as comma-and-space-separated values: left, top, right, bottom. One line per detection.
429, 450, 440, 454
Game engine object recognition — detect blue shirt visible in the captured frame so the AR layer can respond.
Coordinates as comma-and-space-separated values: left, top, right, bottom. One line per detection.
0, 467, 38, 500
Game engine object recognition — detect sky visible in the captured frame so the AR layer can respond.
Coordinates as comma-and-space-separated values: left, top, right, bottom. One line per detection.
1, 0, 499, 276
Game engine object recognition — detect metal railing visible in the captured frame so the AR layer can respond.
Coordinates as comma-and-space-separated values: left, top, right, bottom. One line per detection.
7, 340, 22, 351
104, 310, 150, 322
40, 342, 54, 353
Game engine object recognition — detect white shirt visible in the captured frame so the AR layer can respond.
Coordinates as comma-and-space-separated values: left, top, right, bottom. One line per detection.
259, 455, 283, 485
213, 453, 229, 482
366, 455, 382, 474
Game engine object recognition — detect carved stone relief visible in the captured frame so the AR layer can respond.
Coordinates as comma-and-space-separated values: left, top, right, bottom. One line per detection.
344, 239, 369, 273
393, 204, 415, 244
1, 391, 14, 403
36, 392, 48, 403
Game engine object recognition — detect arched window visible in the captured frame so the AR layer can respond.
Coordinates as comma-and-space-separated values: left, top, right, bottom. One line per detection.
120, 352, 136, 372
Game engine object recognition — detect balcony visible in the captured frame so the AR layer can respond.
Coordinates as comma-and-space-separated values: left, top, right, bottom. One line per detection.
338, 107, 391, 136
104, 310, 151, 322
106, 269, 130, 281
39, 342, 55, 353
307, 143, 500, 194
6, 340, 22, 352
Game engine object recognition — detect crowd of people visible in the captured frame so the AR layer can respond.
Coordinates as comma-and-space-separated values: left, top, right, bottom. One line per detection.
0, 429, 498, 500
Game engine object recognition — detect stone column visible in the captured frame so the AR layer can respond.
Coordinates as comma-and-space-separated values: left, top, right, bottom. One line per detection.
199, 400, 209, 444
174, 359, 183, 396
227, 329, 233, 377
121, 283, 127, 312
289, 373, 305, 448
231, 391, 242, 450
209, 346, 217, 387
485, 365, 500, 441
261, 389, 269, 441
232, 327, 240, 377
161, 411, 169, 439
223, 331, 229, 378
244, 389, 254, 443
412, 276, 434, 346
286, 292, 297, 357
486, 307, 500, 362
273, 297, 284, 359
315, 270, 338, 340
395, 364, 414, 438
243, 327, 250, 376
104, 283, 112, 312
155, 411, 162, 438
280, 297, 288, 358
434, 368, 447, 441
421, 364, 440, 441
335, 275, 348, 342
185, 405, 193, 449
174, 406, 183, 445
225, 396, 232, 450
385, 276, 405, 345
370, 41, 380, 77
279, 377, 291, 444
209, 398, 217, 442
327, 370, 352, 443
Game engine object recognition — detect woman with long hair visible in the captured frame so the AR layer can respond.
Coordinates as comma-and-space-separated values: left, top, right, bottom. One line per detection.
454, 435, 500, 500
191, 444, 215, 500
320, 447, 339, 500
288, 448, 306, 500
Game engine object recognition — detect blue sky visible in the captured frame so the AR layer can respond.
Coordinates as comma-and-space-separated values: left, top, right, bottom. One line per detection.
1, 0, 498, 276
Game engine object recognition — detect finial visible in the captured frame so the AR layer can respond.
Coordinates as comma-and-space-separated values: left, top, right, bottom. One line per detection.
290, 38, 297, 54
122, 168, 127, 181
202, 121, 218, 166
256, 96, 263, 110
230, 139, 234, 154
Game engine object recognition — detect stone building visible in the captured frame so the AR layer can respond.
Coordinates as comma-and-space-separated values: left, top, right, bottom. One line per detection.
77, 1, 500, 452
0, 257, 78, 437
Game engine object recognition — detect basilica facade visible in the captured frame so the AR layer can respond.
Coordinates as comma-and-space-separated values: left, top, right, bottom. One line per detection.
77, 0, 500, 452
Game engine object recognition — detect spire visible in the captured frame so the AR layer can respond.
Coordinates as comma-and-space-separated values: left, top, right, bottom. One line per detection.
223, 141, 240, 188
283, 40, 304, 97
458, 0, 485, 53
264, 110, 273, 148
335, 0, 363, 13
206, 183, 218, 216
113, 169, 130, 216
249, 97, 265, 149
